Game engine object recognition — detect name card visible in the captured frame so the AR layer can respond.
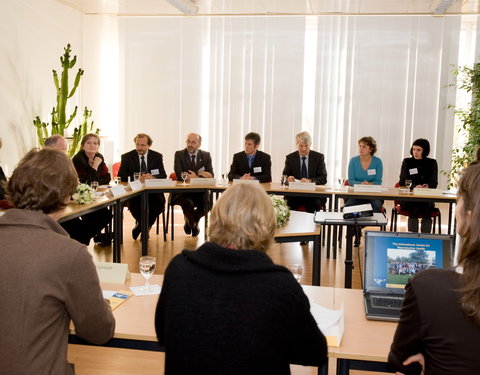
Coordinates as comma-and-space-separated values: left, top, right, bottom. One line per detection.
288, 182, 316, 191
190, 178, 216, 186
232, 179, 260, 184
128, 180, 143, 191
109, 184, 127, 197
353, 184, 382, 193
413, 188, 443, 196
95, 261, 129, 285
144, 178, 175, 187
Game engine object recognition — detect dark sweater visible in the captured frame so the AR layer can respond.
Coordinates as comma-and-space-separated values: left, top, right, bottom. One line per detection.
72, 150, 111, 185
389, 269, 480, 374
155, 242, 327, 375
399, 157, 438, 188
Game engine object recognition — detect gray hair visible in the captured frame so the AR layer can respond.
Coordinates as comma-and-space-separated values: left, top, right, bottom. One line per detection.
296, 131, 312, 146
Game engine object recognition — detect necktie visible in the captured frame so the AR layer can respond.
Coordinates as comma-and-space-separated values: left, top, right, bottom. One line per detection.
140, 155, 147, 174
301, 156, 308, 179
190, 155, 196, 171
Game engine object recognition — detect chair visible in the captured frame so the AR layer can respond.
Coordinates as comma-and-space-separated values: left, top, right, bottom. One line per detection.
164, 172, 179, 240
112, 161, 121, 178
390, 183, 441, 233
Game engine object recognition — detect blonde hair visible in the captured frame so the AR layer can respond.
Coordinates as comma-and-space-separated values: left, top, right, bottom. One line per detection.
208, 183, 276, 252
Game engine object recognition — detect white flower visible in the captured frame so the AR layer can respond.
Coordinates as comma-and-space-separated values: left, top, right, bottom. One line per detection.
74, 183, 95, 204
269, 194, 290, 227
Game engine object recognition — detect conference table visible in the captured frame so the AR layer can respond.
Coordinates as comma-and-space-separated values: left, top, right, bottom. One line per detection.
69, 274, 397, 374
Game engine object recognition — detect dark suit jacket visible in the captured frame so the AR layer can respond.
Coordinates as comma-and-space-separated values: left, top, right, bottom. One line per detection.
0, 166, 6, 200
118, 149, 167, 182
173, 149, 214, 180
228, 150, 272, 183
282, 150, 327, 185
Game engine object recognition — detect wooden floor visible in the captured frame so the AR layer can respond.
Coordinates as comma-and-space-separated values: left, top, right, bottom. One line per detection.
69, 201, 451, 374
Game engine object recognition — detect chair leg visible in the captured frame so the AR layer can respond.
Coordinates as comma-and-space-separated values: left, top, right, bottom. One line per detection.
438, 211, 442, 234
170, 204, 175, 241
162, 210, 167, 241
156, 215, 160, 235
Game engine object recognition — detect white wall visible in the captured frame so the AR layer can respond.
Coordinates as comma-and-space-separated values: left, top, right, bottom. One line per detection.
0, 0, 82, 175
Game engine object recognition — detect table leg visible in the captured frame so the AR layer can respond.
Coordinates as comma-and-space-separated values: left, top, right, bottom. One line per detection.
344, 226, 354, 288
317, 361, 329, 375
312, 234, 321, 286
141, 191, 148, 256
113, 200, 122, 263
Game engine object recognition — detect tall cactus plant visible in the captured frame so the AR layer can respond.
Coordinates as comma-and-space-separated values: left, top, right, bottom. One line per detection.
33, 44, 98, 156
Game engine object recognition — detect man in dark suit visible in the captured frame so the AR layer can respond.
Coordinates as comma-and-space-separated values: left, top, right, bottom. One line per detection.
172, 133, 214, 237
283, 131, 327, 213
228, 132, 271, 183
118, 133, 167, 240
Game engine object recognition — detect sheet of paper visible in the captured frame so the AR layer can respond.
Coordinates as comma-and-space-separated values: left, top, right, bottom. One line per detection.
130, 284, 162, 296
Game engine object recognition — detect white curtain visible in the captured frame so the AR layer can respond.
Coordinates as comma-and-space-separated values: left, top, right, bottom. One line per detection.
84, 14, 467, 188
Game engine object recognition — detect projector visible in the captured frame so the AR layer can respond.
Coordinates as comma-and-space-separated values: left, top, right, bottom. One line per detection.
343, 204, 373, 219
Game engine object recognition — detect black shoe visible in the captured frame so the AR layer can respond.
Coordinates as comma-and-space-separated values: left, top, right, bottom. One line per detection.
132, 222, 141, 240
191, 223, 200, 237
184, 222, 191, 235
300, 241, 309, 245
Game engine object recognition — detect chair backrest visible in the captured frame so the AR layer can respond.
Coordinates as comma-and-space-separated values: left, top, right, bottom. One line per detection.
169, 172, 177, 181
112, 162, 121, 178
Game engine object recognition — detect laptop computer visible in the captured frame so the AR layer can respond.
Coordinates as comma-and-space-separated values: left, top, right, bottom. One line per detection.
363, 231, 454, 322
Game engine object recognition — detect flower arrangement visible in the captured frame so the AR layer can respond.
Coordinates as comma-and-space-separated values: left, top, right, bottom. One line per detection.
72, 183, 95, 204
269, 194, 290, 227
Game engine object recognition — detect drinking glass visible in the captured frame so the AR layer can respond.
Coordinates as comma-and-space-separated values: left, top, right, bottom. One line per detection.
90, 181, 99, 192
113, 176, 121, 185
221, 172, 228, 186
139, 256, 156, 292
281, 174, 288, 187
287, 264, 303, 283
405, 179, 413, 191
134, 172, 141, 181
181, 171, 188, 185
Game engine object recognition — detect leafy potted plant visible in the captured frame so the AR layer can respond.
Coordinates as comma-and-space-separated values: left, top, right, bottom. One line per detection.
445, 62, 480, 187
33, 44, 99, 156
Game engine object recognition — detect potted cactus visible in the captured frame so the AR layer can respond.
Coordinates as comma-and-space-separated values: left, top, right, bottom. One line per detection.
33, 44, 99, 156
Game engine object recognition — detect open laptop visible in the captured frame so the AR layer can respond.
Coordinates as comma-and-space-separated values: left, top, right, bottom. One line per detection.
363, 231, 454, 322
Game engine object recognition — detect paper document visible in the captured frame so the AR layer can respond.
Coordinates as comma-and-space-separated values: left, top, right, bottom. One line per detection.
309, 302, 345, 347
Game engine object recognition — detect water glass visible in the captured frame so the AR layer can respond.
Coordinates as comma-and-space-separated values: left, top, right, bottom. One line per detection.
287, 264, 303, 283
113, 176, 121, 185
281, 174, 288, 187
90, 181, 99, 192
139, 256, 156, 292
134, 172, 141, 181
405, 179, 413, 190
181, 171, 188, 185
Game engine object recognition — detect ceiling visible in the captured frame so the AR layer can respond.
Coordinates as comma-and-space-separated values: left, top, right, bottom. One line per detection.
57, 0, 480, 16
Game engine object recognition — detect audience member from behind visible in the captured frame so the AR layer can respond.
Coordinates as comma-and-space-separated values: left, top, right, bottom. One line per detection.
0, 148, 114, 374
389, 164, 480, 375
228, 132, 272, 182
44, 133, 68, 152
346, 136, 383, 212
398, 138, 438, 233
155, 183, 327, 374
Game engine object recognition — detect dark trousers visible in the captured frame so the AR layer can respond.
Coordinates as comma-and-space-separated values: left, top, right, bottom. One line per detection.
61, 208, 112, 245
172, 192, 209, 227
127, 193, 165, 228
285, 197, 326, 213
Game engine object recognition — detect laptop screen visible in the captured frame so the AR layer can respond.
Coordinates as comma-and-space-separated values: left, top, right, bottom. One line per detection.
364, 231, 454, 293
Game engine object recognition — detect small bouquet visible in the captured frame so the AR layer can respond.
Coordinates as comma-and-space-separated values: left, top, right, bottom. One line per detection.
72, 183, 95, 204
269, 194, 290, 227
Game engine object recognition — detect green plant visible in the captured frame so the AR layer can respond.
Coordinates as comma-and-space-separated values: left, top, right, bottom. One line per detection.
33, 44, 98, 156
444, 63, 480, 187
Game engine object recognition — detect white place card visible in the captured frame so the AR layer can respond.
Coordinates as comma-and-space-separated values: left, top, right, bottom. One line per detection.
288, 181, 316, 191
353, 184, 382, 192
190, 178, 216, 186
128, 180, 143, 191
109, 184, 127, 197
309, 301, 345, 347
144, 178, 175, 187
413, 188, 443, 196
232, 179, 260, 184
95, 262, 129, 285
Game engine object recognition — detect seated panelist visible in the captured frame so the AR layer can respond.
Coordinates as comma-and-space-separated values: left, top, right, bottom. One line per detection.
0, 148, 115, 374
345, 136, 383, 213
282, 131, 327, 213
398, 138, 438, 233
155, 183, 327, 374
228, 132, 272, 183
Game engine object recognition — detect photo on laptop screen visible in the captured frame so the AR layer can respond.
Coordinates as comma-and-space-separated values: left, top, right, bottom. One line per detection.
365, 232, 453, 292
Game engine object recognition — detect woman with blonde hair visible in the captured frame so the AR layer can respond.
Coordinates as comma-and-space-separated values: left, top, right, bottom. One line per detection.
389, 164, 480, 374
156, 183, 327, 374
